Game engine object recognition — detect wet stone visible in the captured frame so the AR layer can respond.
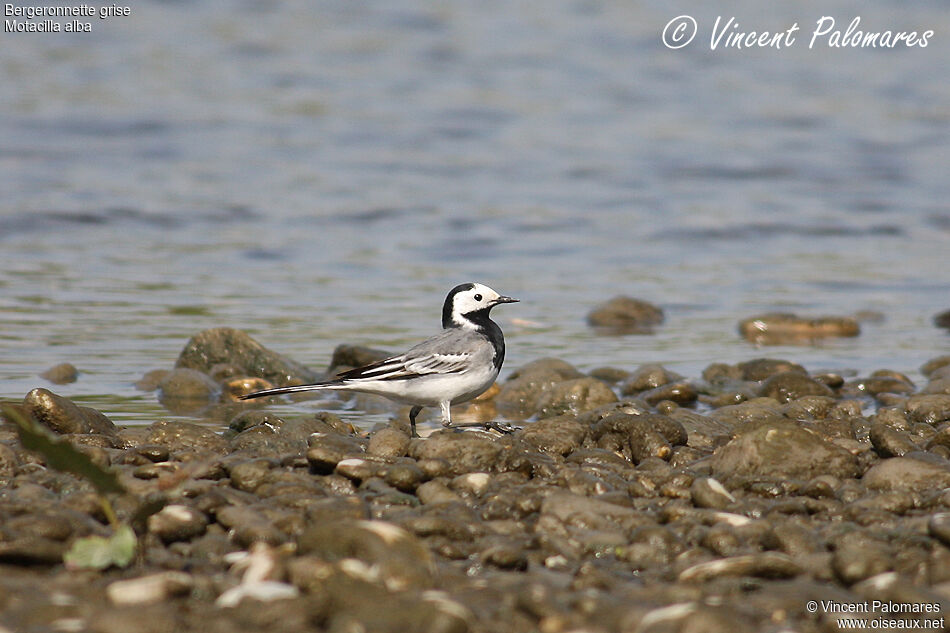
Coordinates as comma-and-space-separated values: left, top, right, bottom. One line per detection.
619, 364, 681, 394
709, 419, 860, 484
22, 388, 117, 436
224, 376, 274, 400
678, 552, 801, 583
690, 477, 736, 510
921, 355, 950, 376
40, 362, 78, 384
869, 422, 918, 457
228, 458, 276, 493
535, 377, 618, 419
758, 372, 834, 403
904, 394, 950, 425
0, 537, 67, 565
415, 480, 463, 505
862, 456, 950, 492
739, 313, 860, 345
135, 369, 170, 391
136, 444, 170, 463
409, 432, 504, 476
494, 359, 582, 419
640, 381, 698, 406
518, 415, 587, 456
922, 376, 950, 395
147, 504, 208, 544
368, 428, 411, 458
215, 505, 287, 547
832, 536, 893, 585
588, 366, 630, 384
0, 443, 18, 480
106, 571, 194, 606
157, 368, 221, 409
228, 410, 286, 434
306, 433, 366, 474
927, 513, 950, 546
328, 344, 392, 374
586, 295, 664, 334
176, 327, 319, 388
737, 358, 808, 382
146, 420, 229, 454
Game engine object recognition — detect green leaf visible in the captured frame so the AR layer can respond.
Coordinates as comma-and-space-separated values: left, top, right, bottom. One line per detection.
1, 404, 125, 495
63, 525, 137, 570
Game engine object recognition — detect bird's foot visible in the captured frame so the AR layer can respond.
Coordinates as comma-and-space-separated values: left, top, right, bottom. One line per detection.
440, 420, 521, 434
484, 420, 521, 434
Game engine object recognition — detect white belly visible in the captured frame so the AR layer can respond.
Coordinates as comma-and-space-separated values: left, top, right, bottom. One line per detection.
335, 364, 499, 407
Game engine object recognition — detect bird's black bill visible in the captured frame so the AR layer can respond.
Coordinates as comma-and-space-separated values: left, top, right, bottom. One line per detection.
492, 296, 519, 305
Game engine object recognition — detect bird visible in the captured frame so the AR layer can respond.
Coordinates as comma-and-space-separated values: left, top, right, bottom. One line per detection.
239, 282, 519, 437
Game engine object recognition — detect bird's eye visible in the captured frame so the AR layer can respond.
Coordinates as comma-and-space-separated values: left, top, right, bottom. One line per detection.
474, 294, 482, 302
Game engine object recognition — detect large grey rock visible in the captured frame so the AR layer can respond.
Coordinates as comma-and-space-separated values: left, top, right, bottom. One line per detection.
176, 327, 318, 388
495, 358, 582, 419
586, 296, 663, 334
535, 377, 617, 419
710, 420, 859, 483
409, 431, 503, 476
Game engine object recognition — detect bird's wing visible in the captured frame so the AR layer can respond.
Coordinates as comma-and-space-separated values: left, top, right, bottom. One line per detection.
335, 330, 479, 382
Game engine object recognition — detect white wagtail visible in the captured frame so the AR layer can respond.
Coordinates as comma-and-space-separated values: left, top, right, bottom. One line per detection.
240, 283, 518, 436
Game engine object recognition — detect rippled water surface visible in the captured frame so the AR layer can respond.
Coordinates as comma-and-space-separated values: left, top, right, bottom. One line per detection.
2, 0, 949, 427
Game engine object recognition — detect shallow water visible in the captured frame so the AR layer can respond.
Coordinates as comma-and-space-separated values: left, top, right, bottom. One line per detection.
2, 0, 949, 428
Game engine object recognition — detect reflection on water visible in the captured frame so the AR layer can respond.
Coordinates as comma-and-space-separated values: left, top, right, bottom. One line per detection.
1, 1, 948, 427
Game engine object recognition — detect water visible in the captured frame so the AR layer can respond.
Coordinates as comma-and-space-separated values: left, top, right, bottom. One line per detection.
2, 0, 948, 428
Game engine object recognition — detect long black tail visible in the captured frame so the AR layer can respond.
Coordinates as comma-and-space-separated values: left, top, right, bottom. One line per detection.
238, 382, 340, 400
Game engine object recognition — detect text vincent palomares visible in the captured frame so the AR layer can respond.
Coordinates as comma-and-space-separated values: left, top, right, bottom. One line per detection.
712, 16, 933, 50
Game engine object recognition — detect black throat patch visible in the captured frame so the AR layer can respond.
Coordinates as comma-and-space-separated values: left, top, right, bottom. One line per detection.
462, 307, 506, 370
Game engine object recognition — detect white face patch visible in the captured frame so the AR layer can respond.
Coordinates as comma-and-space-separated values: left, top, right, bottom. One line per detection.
451, 283, 501, 327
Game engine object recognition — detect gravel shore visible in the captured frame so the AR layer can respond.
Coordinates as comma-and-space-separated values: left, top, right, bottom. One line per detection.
2, 328, 949, 633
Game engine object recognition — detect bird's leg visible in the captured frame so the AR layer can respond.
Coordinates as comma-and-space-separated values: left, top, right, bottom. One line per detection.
409, 405, 423, 438
439, 401, 452, 428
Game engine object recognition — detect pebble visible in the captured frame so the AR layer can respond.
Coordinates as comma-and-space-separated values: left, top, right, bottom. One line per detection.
147, 504, 209, 543
690, 477, 735, 510
758, 372, 834, 403
157, 367, 220, 403
619, 364, 681, 394
368, 428, 411, 458
678, 552, 802, 582
927, 513, 950, 546
215, 581, 300, 608
22, 388, 117, 435
586, 295, 664, 334
106, 571, 193, 606
40, 363, 78, 385
904, 394, 950, 424
862, 456, 950, 492
146, 419, 229, 454
868, 422, 918, 457
739, 312, 860, 344
228, 458, 276, 493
